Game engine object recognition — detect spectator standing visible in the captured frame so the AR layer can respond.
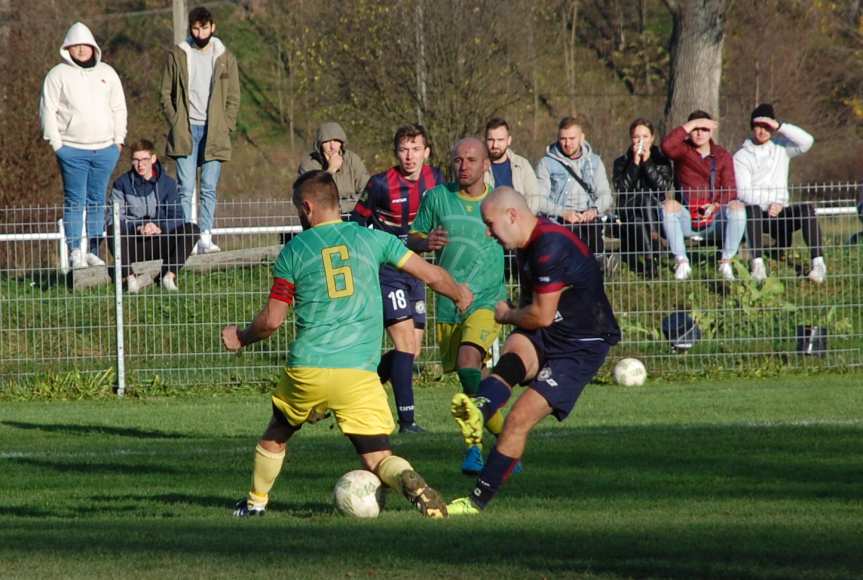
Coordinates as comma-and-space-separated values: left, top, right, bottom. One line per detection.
535, 115, 613, 256
107, 140, 199, 293
661, 111, 746, 281
40, 21, 126, 270
612, 118, 673, 277
350, 124, 444, 432
160, 6, 240, 254
733, 104, 824, 283
298, 122, 370, 212
484, 117, 540, 206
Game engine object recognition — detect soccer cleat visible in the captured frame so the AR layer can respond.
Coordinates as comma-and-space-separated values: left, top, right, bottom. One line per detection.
751, 257, 767, 283
85, 252, 106, 267
233, 498, 266, 517
674, 259, 691, 281
461, 445, 484, 476
399, 470, 447, 519
398, 422, 426, 434
451, 393, 483, 447
126, 274, 141, 294
447, 497, 481, 516
808, 257, 826, 284
70, 249, 87, 270
718, 261, 735, 281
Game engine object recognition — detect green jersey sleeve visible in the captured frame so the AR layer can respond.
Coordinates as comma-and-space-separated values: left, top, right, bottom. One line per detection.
272, 242, 295, 282
410, 186, 439, 236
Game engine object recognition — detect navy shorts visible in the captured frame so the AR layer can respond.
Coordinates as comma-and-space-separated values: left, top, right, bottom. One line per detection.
381, 270, 426, 329
514, 329, 610, 421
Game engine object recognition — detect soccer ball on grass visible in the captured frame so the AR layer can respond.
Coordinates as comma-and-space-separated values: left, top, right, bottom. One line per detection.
333, 470, 386, 518
613, 358, 647, 386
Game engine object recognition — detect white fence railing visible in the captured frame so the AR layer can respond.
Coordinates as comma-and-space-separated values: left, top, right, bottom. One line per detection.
1, 187, 862, 392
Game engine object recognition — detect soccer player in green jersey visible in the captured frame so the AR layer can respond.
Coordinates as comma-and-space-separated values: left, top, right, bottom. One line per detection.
409, 137, 507, 476
223, 171, 472, 519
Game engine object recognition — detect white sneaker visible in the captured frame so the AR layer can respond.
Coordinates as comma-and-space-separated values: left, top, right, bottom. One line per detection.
197, 231, 221, 254
719, 261, 735, 281
808, 257, 826, 284
751, 258, 767, 282
161, 274, 178, 292
674, 259, 691, 281
70, 249, 87, 270
85, 253, 105, 267
127, 274, 141, 294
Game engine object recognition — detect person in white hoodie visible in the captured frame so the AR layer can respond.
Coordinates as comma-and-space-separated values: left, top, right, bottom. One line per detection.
40, 22, 127, 270
733, 104, 824, 283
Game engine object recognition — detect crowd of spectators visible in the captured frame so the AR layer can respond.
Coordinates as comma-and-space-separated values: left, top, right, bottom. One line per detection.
40, 8, 836, 294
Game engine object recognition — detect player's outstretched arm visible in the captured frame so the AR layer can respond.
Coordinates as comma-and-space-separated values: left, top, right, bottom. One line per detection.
222, 298, 291, 352
400, 254, 472, 312
495, 289, 562, 330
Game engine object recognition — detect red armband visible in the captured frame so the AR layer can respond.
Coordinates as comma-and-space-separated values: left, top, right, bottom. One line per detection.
269, 277, 295, 304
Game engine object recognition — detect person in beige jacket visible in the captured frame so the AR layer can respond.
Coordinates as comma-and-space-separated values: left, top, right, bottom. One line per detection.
483, 117, 539, 207
298, 122, 370, 212
160, 6, 240, 253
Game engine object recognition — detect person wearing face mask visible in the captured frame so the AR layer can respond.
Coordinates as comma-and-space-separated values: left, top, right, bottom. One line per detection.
40, 21, 127, 271
298, 122, 371, 213
160, 6, 241, 255
612, 118, 673, 278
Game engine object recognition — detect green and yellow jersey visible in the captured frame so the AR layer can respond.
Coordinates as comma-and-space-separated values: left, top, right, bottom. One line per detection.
272, 220, 411, 371
410, 183, 505, 323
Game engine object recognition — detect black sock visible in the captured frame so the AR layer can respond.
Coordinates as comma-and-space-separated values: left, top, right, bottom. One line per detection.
377, 350, 395, 384
390, 350, 415, 425
471, 445, 519, 509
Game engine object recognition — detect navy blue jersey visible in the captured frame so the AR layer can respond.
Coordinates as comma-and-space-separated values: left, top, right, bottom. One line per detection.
350, 165, 444, 242
516, 218, 620, 354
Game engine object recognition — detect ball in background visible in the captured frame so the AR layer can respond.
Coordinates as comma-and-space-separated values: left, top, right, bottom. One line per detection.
333, 469, 386, 518
614, 357, 647, 386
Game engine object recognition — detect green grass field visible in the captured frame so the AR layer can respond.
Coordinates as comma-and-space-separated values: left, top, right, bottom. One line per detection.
1, 374, 861, 579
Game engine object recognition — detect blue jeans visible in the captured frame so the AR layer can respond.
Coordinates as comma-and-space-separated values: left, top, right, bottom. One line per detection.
57, 144, 121, 254
663, 204, 746, 262
174, 124, 222, 233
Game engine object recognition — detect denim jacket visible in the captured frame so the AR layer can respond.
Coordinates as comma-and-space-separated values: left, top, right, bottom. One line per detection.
535, 141, 613, 216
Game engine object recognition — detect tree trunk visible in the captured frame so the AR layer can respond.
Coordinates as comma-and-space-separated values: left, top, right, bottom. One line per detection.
562, 0, 579, 116
173, 0, 188, 46
415, 0, 427, 125
663, 0, 728, 131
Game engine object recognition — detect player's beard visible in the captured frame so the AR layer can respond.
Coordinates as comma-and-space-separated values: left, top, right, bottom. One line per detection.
489, 149, 506, 162
299, 213, 312, 230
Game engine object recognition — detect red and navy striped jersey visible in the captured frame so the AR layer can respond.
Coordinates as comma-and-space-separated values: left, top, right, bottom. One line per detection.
349, 165, 444, 242
517, 218, 620, 347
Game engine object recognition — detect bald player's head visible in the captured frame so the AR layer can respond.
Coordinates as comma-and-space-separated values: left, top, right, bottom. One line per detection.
481, 186, 537, 250
452, 137, 491, 191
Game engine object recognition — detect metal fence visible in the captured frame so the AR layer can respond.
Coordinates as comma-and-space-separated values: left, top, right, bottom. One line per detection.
1, 184, 862, 392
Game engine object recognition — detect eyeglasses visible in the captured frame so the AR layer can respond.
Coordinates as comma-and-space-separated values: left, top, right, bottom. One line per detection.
131, 157, 153, 164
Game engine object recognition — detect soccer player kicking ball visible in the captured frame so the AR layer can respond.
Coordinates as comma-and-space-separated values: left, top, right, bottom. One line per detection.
448, 186, 620, 515
223, 171, 472, 519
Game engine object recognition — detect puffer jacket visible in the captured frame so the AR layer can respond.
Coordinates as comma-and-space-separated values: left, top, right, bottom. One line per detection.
109, 161, 184, 233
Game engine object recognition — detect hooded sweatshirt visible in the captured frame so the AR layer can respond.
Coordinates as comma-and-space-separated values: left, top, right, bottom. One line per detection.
733, 123, 814, 210
298, 122, 370, 203
39, 22, 127, 152
535, 141, 613, 216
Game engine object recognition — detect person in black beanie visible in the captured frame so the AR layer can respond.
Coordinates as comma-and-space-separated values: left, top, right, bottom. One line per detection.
733, 104, 824, 283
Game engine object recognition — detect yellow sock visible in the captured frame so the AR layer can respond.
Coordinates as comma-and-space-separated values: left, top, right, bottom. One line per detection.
485, 410, 504, 436
375, 455, 413, 494
248, 443, 285, 506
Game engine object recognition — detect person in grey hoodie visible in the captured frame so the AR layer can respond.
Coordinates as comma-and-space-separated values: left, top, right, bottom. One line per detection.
298, 122, 370, 212
535, 115, 613, 255
40, 21, 127, 270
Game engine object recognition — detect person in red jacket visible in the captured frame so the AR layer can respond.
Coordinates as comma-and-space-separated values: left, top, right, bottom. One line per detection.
661, 110, 746, 281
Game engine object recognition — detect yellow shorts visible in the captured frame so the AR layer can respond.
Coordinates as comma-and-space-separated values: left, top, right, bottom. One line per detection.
436, 308, 501, 373
272, 367, 395, 436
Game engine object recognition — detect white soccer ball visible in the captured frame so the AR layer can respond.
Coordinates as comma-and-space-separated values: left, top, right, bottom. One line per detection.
333, 469, 386, 518
613, 358, 647, 386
